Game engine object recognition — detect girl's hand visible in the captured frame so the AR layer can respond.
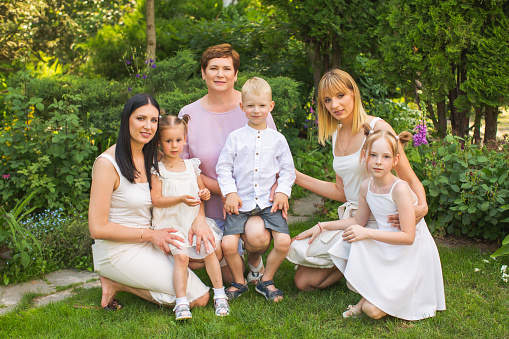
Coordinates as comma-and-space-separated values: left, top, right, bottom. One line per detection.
293, 224, 322, 244
224, 193, 242, 215
198, 188, 210, 201
149, 228, 184, 254
342, 224, 370, 243
181, 195, 201, 207
188, 215, 216, 254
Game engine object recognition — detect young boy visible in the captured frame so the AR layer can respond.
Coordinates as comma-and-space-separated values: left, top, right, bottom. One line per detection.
216, 77, 296, 302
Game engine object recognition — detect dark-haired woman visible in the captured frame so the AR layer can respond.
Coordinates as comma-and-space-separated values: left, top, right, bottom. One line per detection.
89, 93, 209, 310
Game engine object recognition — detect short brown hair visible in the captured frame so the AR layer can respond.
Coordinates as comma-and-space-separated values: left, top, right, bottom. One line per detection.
201, 43, 240, 73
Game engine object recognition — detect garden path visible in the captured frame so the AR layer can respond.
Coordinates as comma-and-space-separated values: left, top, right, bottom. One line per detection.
0, 193, 324, 316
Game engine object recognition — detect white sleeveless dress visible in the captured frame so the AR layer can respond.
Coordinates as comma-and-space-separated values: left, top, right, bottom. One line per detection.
152, 159, 222, 259
329, 180, 446, 320
91, 154, 209, 305
286, 118, 380, 268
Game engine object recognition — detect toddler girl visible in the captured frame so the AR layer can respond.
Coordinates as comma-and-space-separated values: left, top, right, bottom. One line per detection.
151, 115, 229, 320
297, 125, 445, 320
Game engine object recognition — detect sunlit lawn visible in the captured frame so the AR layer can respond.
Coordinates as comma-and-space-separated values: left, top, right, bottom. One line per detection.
1, 217, 508, 338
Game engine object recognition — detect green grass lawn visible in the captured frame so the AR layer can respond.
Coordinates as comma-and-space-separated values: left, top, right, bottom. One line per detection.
1, 218, 508, 338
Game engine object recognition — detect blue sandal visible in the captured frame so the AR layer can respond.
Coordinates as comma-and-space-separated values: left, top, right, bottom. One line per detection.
225, 280, 248, 300
255, 280, 284, 302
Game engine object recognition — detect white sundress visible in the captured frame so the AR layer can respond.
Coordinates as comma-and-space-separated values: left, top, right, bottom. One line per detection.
328, 179, 446, 320
152, 158, 222, 259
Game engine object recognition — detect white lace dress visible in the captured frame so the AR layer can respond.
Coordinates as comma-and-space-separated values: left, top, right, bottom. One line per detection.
329, 180, 446, 320
152, 158, 222, 259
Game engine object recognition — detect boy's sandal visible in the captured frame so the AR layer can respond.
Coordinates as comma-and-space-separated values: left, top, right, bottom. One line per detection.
255, 279, 284, 302
213, 296, 230, 317
247, 257, 264, 285
342, 305, 362, 318
173, 303, 192, 320
225, 280, 248, 300
103, 299, 122, 311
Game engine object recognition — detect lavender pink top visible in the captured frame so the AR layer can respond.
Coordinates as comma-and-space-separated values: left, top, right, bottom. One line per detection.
178, 99, 276, 220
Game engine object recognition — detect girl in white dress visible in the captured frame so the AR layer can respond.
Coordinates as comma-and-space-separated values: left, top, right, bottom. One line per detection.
300, 126, 445, 320
151, 115, 228, 320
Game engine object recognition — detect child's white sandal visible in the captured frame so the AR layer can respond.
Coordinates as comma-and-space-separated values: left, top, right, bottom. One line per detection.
213, 296, 230, 317
247, 257, 264, 285
173, 303, 192, 320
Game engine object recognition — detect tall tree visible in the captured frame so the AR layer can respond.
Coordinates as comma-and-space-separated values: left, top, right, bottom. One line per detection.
146, 0, 156, 60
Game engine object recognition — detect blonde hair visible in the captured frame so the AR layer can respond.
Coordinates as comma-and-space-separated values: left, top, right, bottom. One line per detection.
158, 114, 190, 138
360, 123, 413, 162
241, 77, 272, 102
317, 69, 367, 145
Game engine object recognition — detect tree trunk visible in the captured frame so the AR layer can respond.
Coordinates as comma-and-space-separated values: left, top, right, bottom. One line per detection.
312, 42, 322, 98
473, 106, 483, 144
436, 99, 447, 138
146, 0, 156, 60
425, 100, 438, 133
484, 106, 498, 143
332, 42, 342, 69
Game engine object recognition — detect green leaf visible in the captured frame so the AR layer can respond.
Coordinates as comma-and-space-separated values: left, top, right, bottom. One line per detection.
20, 251, 30, 268
491, 243, 509, 258
451, 185, 460, 193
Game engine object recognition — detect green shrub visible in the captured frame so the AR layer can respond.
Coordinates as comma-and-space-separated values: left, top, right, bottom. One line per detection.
0, 71, 100, 212
1, 208, 93, 285
409, 135, 509, 240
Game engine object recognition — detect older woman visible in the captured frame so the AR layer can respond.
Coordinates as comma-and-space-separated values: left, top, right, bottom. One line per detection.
89, 94, 209, 310
178, 44, 277, 296
287, 69, 428, 291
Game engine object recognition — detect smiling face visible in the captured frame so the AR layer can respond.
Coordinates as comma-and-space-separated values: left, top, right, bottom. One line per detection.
128, 104, 159, 147
159, 125, 186, 160
201, 57, 238, 93
240, 92, 274, 130
365, 137, 400, 178
323, 89, 355, 124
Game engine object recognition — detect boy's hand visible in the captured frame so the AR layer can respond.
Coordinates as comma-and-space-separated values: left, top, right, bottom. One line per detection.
181, 195, 201, 207
271, 192, 289, 220
198, 188, 210, 201
224, 193, 242, 215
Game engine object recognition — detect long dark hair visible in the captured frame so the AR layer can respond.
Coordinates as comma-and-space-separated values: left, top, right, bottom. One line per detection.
115, 93, 160, 188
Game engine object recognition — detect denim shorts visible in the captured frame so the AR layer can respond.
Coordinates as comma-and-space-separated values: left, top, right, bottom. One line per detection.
224, 206, 289, 236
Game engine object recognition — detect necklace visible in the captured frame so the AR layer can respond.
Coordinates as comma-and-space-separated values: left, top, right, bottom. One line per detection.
162, 159, 183, 168
337, 127, 353, 156
206, 91, 237, 132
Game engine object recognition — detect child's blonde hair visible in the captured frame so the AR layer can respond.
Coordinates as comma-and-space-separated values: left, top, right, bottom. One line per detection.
360, 123, 413, 161
317, 69, 367, 145
158, 114, 190, 138
241, 77, 272, 102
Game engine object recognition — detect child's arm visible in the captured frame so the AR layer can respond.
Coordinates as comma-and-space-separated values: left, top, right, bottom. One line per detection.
343, 181, 416, 245
294, 180, 371, 244
224, 192, 243, 215
197, 175, 210, 201
151, 173, 201, 208
270, 136, 297, 216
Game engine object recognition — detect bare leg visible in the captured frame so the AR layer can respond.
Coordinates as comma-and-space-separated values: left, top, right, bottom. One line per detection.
173, 254, 190, 298
294, 266, 343, 292
99, 275, 209, 309
259, 231, 291, 302
203, 252, 223, 289
241, 215, 270, 274
222, 234, 244, 292
361, 299, 387, 319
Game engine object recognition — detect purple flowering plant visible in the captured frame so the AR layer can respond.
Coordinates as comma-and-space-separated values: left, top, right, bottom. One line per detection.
413, 121, 428, 146
122, 48, 157, 94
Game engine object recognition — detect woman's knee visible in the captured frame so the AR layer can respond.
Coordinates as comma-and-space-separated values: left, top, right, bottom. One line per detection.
190, 292, 209, 308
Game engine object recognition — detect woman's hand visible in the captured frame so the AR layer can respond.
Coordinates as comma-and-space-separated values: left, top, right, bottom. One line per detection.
188, 215, 216, 254
388, 203, 425, 229
342, 224, 370, 243
293, 224, 322, 244
181, 195, 201, 207
148, 228, 184, 254
198, 188, 210, 201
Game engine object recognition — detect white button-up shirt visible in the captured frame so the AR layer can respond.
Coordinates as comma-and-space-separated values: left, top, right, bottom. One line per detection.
216, 125, 296, 212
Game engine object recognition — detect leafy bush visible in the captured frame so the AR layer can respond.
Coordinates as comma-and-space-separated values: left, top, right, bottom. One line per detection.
0, 71, 100, 212
409, 135, 509, 240
1, 208, 93, 285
